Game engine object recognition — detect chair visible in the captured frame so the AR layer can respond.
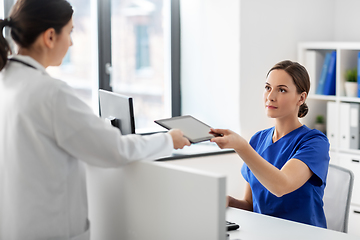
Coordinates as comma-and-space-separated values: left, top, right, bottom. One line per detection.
323, 164, 354, 233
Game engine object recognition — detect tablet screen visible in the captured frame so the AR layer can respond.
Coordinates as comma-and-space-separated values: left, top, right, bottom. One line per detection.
155, 115, 217, 143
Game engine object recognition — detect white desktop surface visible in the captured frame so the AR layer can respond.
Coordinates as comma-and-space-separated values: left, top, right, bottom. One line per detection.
227, 208, 360, 240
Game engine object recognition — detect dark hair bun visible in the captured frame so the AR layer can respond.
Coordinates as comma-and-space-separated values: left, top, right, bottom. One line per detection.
298, 103, 308, 118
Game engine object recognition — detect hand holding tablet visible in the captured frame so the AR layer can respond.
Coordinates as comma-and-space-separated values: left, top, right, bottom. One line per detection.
168, 129, 191, 149
155, 115, 221, 143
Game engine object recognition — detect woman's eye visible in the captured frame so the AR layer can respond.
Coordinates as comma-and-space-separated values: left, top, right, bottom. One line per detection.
279, 88, 286, 93
265, 86, 270, 90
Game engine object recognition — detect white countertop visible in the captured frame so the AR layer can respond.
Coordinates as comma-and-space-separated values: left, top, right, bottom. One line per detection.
227, 207, 360, 240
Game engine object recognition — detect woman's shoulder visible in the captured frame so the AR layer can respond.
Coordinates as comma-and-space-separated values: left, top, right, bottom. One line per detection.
300, 125, 328, 140
295, 125, 329, 147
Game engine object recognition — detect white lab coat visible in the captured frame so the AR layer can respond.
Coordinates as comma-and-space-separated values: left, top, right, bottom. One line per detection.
0, 55, 173, 240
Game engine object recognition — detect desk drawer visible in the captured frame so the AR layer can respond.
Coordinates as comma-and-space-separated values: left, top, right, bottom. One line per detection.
338, 154, 360, 206
348, 205, 360, 237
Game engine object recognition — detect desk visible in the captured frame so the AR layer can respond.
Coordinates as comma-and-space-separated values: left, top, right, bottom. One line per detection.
227, 208, 360, 240
157, 141, 234, 161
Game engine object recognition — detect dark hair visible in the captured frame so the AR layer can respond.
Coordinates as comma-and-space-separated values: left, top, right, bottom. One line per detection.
0, 0, 73, 71
267, 60, 310, 118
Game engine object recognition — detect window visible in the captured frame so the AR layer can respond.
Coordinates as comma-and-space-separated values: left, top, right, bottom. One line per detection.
47, 0, 99, 112
3, 0, 180, 131
109, 0, 173, 132
0, 1, 3, 19
135, 25, 150, 71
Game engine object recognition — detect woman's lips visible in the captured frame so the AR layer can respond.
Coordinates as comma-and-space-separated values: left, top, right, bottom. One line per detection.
266, 105, 277, 109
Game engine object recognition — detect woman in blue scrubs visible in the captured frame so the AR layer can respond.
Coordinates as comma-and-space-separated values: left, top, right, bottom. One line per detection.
211, 60, 330, 228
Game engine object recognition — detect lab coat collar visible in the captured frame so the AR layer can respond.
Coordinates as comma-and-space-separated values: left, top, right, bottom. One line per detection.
9, 54, 48, 75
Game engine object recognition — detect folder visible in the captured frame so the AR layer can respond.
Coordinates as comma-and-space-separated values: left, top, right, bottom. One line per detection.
350, 103, 360, 150
316, 53, 331, 95
339, 102, 350, 149
323, 51, 336, 96
305, 50, 323, 95
327, 101, 338, 149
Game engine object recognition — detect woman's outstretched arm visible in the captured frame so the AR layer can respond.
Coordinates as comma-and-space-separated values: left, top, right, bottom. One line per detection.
211, 128, 313, 198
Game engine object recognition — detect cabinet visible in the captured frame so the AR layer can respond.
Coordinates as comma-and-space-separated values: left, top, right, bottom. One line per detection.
348, 205, 360, 235
298, 42, 360, 237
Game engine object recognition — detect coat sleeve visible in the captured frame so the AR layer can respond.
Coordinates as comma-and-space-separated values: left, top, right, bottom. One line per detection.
52, 82, 173, 168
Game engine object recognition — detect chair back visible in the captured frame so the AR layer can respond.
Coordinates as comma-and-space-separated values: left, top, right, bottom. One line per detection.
323, 164, 354, 233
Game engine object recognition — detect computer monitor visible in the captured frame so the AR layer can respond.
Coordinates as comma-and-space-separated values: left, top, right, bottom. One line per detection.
98, 89, 135, 135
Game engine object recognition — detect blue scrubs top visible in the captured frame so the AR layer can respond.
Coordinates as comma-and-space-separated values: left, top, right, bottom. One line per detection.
241, 125, 330, 228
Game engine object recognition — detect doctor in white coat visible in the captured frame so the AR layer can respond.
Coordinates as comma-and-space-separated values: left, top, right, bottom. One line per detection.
0, 0, 191, 239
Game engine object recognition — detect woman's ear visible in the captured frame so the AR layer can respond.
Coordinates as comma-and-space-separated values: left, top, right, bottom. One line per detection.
298, 92, 307, 106
42, 28, 56, 49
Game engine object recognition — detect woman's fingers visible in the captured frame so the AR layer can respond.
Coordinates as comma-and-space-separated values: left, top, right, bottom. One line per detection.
210, 135, 229, 149
210, 128, 231, 136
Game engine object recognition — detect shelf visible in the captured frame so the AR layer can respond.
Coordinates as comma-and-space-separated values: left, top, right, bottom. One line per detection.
339, 96, 360, 103
308, 94, 336, 101
298, 42, 360, 51
308, 95, 360, 103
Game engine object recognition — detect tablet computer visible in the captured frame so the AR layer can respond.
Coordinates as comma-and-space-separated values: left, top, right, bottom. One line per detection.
154, 115, 219, 143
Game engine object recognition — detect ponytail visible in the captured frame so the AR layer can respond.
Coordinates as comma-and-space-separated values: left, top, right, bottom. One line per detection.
0, 18, 12, 71
298, 103, 309, 118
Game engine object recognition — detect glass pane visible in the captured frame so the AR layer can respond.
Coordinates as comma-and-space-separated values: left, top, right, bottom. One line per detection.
0, 1, 3, 19
111, 0, 171, 132
47, 0, 98, 112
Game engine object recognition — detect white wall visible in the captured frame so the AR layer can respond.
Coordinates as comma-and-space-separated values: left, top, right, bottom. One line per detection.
239, 0, 337, 140
239, 0, 360, 140
180, 0, 360, 139
180, 0, 241, 132
334, 0, 360, 41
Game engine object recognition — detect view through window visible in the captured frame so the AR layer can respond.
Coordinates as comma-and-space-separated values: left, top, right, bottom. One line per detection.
47, 0, 98, 112
110, 0, 171, 132
0, 1, 3, 19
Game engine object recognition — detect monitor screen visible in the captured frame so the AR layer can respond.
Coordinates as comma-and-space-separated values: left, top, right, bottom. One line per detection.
98, 89, 135, 135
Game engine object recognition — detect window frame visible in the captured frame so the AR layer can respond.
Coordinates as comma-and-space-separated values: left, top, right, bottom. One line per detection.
4, 0, 13, 41
97, 0, 181, 117
170, 0, 181, 117
3, 0, 181, 118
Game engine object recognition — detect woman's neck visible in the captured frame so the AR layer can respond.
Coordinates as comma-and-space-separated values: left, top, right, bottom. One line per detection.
273, 117, 303, 143
17, 47, 49, 68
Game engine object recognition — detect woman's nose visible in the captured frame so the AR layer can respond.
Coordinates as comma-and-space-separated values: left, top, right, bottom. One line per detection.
267, 90, 276, 101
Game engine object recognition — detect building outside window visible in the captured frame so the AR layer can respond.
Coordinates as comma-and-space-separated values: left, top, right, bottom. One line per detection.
135, 24, 150, 71
47, 0, 99, 112
111, 0, 171, 132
